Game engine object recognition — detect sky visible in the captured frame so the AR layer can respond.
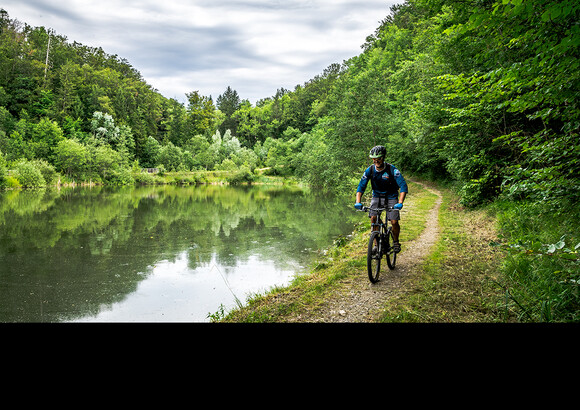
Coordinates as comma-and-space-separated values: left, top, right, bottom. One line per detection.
1, 0, 398, 105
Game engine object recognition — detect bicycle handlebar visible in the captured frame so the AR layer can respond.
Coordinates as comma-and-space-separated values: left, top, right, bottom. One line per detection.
358, 206, 395, 212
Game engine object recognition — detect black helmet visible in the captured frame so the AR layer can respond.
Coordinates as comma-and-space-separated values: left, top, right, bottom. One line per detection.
369, 145, 386, 158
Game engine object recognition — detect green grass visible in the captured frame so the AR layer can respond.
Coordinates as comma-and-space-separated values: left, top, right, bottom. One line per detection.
216, 177, 580, 323
378, 187, 507, 322
218, 179, 445, 322
491, 200, 580, 322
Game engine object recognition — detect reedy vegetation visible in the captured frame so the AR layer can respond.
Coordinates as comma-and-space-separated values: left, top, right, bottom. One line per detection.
0, 0, 578, 321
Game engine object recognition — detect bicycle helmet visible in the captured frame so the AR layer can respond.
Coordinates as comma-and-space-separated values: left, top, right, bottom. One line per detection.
369, 145, 386, 158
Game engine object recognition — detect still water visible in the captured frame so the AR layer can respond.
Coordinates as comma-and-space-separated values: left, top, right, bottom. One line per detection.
0, 184, 358, 322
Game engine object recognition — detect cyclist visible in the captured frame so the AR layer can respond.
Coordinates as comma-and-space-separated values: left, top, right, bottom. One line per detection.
354, 145, 408, 253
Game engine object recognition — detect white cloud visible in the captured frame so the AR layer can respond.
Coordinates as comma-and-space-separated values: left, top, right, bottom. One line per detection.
1, 0, 398, 104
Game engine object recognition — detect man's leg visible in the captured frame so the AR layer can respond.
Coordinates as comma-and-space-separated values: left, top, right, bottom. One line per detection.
390, 219, 400, 241
371, 215, 379, 231
390, 219, 401, 253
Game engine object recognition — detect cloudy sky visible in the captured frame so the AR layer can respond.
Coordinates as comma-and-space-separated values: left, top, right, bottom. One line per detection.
2, 0, 398, 105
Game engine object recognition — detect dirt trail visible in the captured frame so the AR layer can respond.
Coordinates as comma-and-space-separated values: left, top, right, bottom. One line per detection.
305, 182, 443, 322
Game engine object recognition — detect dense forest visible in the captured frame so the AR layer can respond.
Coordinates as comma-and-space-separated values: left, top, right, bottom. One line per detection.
1, 0, 578, 320
0, 1, 577, 201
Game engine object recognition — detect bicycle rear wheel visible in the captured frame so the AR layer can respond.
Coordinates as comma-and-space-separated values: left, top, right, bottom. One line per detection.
367, 231, 382, 283
385, 227, 397, 270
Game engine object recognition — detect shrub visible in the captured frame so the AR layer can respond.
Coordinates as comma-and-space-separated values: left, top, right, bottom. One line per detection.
3, 175, 20, 188
133, 171, 156, 185
227, 166, 254, 185
31, 159, 59, 185
14, 160, 46, 188
106, 167, 134, 186
494, 200, 580, 322
173, 173, 198, 185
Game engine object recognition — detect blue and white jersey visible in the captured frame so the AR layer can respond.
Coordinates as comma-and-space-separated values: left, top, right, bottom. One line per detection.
356, 163, 408, 199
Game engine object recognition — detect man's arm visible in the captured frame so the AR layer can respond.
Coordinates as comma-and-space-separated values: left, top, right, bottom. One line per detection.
356, 167, 370, 202
398, 191, 406, 205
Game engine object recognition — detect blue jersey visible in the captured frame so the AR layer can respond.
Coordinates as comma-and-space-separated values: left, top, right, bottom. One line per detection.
356, 163, 408, 199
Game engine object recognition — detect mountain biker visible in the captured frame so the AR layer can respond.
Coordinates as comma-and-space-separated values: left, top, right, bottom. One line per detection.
355, 145, 408, 253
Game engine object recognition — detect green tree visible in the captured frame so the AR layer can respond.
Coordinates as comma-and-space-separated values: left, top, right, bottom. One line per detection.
183, 134, 212, 170
29, 117, 65, 161
186, 91, 218, 138
91, 144, 121, 181
53, 138, 88, 179
216, 86, 241, 136
140, 136, 161, 168
157, 141, 186, 171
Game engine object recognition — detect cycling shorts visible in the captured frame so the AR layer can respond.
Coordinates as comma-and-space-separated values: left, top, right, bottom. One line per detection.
369, 197, 400, 220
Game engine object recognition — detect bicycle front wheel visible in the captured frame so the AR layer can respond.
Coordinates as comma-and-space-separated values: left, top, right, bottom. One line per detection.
367, 231, 382, 283
385, 227, 397, 270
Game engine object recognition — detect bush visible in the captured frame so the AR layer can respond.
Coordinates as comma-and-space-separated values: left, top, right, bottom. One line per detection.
218, 158, 237, 171
105, 167, 134, 186
31, 159, 59, 185
2, 175, 20, 188
13, 160, 46, 188
133, 171, 157, 185
173, 173, 198, 185
494, 200, 580, 322
226, 166, 254, 185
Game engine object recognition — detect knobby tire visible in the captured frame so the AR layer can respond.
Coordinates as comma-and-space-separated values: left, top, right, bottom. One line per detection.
385, 227, 397, 270
367, 231, 381, 283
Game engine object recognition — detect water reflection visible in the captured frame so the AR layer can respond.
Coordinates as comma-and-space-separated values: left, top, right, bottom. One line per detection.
0, 184, 357, 322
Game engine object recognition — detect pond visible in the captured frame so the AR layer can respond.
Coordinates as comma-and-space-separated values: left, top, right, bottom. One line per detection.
0, 184, 358, 322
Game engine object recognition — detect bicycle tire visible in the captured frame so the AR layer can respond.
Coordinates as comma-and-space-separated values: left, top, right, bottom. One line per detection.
385, 227, 397, 270
367, 230, 381, 283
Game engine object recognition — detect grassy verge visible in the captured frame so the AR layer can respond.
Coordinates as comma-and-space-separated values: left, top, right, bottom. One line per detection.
491, 200, 580, 322
378, 186, 508, 322
218, 180, 443, 322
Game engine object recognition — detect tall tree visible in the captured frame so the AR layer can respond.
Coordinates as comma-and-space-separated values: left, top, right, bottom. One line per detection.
216, 86, 241, 136
185, 90, 218, 139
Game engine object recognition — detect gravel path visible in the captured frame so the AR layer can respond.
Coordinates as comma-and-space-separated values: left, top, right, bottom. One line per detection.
306, 182, 443, 322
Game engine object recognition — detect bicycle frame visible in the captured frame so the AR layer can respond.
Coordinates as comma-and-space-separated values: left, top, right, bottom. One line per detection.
362, 205, 391, 232
358, 205, 397, 282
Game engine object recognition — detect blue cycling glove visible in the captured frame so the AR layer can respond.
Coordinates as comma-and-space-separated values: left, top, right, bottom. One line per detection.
354, 203, 363, 210
394, 203, 403, 210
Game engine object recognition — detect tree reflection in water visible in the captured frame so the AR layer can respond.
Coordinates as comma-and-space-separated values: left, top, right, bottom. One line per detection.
0, 184, 357, 322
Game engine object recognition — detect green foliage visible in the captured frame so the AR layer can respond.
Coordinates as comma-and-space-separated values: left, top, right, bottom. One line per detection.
31, 158, 58, 185
0, 148, 6, 186
53, 138, 88, 179
217, 86, 241, 136
133, 170, 156, 185
156, 141, 187, 172
1, 2, 577, 206
226, 165, 255, 185
106, 167, 134, 186
13, 159, 46, 187
186, 91, 219, 138
91, 144, 122, 181
493, 200, 580, 322
0, 11, 219, 178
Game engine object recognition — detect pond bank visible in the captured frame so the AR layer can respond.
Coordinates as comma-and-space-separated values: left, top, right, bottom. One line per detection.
218, 178, 507, 323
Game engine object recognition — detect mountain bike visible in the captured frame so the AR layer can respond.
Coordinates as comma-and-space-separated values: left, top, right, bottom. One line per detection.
358, 206, 397, 283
